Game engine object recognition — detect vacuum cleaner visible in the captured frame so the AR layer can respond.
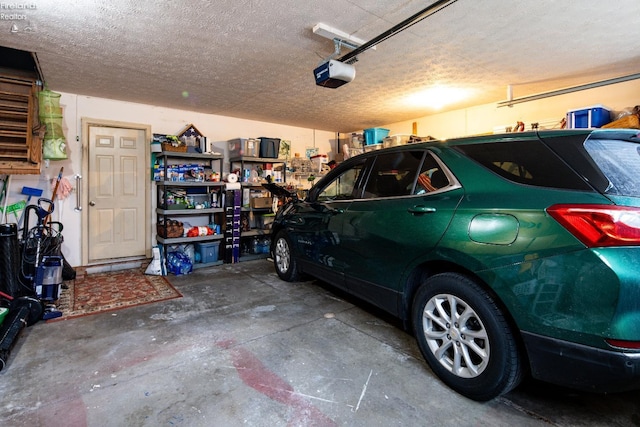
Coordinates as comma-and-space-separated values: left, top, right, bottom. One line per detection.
0, 223, 43, 372
0, 290, 42, 372
0, 195, 75, 371
21, 198, 64, 320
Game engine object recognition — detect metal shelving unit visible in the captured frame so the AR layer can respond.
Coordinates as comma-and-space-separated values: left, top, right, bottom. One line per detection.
228, 156, 284, 261
155, 152, 226, 270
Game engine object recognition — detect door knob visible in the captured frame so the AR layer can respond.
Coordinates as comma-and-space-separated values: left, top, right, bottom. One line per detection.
89, 200, 96, 206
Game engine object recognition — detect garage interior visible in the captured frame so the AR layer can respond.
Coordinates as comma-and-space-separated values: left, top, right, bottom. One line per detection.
1, 0, 640, 425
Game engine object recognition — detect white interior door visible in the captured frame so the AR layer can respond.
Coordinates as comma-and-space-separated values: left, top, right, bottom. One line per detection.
87, 125, 147, 262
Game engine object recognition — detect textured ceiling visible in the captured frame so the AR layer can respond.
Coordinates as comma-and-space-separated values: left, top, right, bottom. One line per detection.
1, 0, 639, 132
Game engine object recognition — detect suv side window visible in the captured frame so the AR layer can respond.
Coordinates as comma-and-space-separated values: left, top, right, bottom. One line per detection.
453, 139, 592, 190
414, 152, 451, 194
362, 151, 424, 198
317, 162, 365, 201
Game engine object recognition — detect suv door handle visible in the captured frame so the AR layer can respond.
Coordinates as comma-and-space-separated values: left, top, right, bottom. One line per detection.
408, 205, 436, 214
284, 217, 304, 226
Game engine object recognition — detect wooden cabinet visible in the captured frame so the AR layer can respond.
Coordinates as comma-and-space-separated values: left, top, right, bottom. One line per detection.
0, 75, 42, 174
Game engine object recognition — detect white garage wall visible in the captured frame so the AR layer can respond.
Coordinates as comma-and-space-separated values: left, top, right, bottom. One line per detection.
8, 93, 336, 267
384, 79, 640, 139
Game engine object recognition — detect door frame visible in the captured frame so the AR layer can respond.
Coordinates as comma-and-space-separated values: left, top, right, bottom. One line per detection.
81, 117, 152, 266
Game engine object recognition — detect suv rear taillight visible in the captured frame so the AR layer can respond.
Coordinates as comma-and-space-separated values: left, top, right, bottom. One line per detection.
547, 204, 640, 247
606, 339, 640, 350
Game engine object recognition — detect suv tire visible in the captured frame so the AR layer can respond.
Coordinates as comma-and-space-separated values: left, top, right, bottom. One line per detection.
412, 272, 524, 401
273, 231, 300, 282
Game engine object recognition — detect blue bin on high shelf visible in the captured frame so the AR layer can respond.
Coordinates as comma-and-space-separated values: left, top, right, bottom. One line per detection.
566, 105, 611, 128
363, 128, 390, 145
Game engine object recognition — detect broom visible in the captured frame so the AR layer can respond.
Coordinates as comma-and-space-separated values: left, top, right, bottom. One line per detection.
44, 167, 63, 226
3, 201, 26, 224
43, 167, 76, 281
17, 186, 43, 228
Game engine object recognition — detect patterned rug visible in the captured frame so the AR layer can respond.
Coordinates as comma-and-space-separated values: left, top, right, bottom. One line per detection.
54, 268, 182, 320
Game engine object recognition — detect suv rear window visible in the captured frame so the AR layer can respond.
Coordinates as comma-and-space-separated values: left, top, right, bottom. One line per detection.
454, 139, 592, 191
584, 137, 640, 197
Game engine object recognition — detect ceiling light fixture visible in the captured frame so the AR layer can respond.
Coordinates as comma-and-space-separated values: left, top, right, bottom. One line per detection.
405, 86, 472, 110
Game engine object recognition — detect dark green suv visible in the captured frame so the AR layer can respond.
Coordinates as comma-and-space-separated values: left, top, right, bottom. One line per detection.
271, 129, 640, 401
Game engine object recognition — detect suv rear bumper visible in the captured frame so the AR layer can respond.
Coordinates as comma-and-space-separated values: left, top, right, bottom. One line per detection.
522, 331, 640, 393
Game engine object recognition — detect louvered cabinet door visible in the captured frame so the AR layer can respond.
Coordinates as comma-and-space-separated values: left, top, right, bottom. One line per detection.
0, 75, 41, 174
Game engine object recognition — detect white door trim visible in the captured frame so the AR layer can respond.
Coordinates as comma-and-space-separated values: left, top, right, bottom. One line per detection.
81, 117, 152, 266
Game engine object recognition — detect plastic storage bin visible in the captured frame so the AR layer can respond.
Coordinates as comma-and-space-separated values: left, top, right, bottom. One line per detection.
228, 138, 259, 157
363, 128, 390, 145
194, 241, 220, 264
566, 105, 611, 128
383, 134, 411, 148
259, 137, 281, 158
364, 143, 383, 152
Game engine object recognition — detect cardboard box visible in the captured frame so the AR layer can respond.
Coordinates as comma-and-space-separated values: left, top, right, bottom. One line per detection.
251, 197, 272, 209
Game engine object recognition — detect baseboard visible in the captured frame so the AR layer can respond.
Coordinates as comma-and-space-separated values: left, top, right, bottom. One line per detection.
76, 257, 150, 278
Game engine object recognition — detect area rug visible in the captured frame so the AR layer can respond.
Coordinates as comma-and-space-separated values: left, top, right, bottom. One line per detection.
54, 269, 182, 320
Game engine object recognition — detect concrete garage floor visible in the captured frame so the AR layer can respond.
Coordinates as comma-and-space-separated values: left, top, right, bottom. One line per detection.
1, 259, 639, 426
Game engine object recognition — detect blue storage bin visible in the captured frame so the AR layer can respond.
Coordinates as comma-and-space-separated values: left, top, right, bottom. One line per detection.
363, 128, 390, 145
194, 241, 220, 264
567, 105, 611, 128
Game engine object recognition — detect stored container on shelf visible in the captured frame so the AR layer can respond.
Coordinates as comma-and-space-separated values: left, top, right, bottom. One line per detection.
259, 137, 281, 158
228, 138, 260, 158
383, 134, 412, 148
194, 241, 220, 264
364, 143, 383, 152
566, 105, 611, 128
310, 154, 328, 172
350, 133, 363, 148
363, 128, 390, 145
251, 197, 273, 209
